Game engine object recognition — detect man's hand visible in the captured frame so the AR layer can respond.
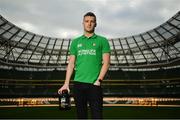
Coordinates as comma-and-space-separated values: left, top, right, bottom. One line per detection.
58, 84, 70, 94
93, 79, 101, 86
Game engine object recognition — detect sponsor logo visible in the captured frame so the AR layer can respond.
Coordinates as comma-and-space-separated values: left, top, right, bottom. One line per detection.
78, 49, 96, 56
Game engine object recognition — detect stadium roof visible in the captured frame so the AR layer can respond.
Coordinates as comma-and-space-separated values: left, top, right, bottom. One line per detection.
0, 11, 180, 71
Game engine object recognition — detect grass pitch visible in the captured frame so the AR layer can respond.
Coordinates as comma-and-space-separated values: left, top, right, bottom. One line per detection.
0, 106, 180, 119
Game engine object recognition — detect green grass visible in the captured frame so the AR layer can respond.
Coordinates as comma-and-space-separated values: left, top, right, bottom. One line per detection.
0, 106, 180, 119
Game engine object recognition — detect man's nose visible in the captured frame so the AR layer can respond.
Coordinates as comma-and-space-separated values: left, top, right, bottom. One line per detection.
88, 22, 91, 26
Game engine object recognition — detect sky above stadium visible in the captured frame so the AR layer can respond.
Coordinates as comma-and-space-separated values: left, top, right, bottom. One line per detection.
0, 0, 179, 39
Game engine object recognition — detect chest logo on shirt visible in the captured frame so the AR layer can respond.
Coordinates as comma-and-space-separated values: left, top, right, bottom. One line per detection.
93, 43, 96, 46
77, 43, 83, 48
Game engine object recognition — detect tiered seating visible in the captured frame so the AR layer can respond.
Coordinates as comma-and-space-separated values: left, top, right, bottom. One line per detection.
0, 67, 180, 97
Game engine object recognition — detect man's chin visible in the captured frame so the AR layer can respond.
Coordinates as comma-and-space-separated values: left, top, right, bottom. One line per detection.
85, 30, 94, 33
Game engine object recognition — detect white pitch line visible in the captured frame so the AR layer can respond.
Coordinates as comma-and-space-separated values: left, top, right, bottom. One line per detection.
1, 104, 180, 108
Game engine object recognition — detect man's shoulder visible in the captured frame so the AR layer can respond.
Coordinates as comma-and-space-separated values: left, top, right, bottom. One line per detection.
70, 35, 83, 46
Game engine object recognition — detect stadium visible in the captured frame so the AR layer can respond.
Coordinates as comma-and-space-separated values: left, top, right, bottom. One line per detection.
0, 10, 180, 119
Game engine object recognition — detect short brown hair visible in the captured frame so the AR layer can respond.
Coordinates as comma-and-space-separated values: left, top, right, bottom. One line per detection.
84, 12, 96, 21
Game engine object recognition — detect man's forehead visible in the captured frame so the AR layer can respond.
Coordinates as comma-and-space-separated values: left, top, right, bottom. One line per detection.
84, 16, 96, 20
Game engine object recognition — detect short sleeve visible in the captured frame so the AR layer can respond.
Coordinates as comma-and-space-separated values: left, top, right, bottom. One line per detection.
70, 39, 77, 55
102, 38, 110, 54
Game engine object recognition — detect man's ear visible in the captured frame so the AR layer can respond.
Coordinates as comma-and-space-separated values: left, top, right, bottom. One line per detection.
95, 23, 97, 27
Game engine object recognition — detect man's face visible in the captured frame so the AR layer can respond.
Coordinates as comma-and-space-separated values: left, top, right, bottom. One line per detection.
83, 16, 96, 33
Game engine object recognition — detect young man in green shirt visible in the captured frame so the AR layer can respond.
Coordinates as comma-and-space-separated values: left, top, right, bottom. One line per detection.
58, 12, 110, 119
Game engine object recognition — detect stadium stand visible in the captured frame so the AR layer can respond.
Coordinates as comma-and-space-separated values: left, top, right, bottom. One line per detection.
0, 11, 180, 98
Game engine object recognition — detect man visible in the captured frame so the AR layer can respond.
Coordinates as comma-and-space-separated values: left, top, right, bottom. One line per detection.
58, 12, 110, 119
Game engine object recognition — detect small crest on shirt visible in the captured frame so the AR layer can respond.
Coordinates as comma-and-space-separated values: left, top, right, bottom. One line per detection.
77, 43, 82, 48
93, 43, 96, 46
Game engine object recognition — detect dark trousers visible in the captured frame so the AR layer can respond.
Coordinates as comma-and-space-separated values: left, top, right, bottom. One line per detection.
73, 81, 103, 119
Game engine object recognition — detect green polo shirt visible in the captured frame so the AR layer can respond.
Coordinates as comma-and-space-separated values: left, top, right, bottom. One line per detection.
70, 34, 110, 84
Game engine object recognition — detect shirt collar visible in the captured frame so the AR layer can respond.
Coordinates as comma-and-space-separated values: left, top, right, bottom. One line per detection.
82, 33, 97, 39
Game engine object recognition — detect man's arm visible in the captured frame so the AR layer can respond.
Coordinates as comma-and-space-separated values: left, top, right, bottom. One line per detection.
58, 55, 76, 94
94, 53, 110, 86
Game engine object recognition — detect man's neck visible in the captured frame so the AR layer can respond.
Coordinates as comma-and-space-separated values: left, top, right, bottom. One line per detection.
84, 32, 94, 38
